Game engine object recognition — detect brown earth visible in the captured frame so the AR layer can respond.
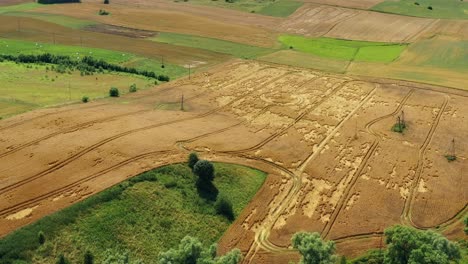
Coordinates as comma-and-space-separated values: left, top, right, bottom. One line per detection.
0, 15, 229, 66
0, 0, 30, 6
0, 60, 466, 262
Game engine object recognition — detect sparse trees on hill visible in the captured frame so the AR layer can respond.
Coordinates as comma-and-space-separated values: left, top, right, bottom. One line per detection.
38, 0, 80, 4
292, 232, 337, 264
158, 236, 241, 264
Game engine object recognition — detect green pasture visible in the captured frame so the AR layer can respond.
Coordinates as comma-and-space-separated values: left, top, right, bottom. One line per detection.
372, 0, 468, 19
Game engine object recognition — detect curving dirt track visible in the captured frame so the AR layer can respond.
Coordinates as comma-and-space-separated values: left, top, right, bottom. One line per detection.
0, 60, 466, 262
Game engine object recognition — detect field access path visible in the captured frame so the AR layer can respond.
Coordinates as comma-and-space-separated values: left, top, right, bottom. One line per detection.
0, 61, 466, 262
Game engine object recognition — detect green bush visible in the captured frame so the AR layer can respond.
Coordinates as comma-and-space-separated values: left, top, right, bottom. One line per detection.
104, 0, 109, 3
109, 87, 119, 97
215, 195, 234, 221
81, 96, 89, 103
193, 160, 214, 183
129, 83, 137, 93
38, 231, 45, 245
99, 9, 110, 15
84, 250, 94, 264
188, 152, 199, 170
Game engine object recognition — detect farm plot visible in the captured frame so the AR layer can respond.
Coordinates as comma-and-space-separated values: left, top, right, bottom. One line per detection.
0, 61, 466, 262
280, 4, 435, 43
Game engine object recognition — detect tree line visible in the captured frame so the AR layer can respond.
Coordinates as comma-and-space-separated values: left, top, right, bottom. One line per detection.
0, 53, 170, 81
37, 0, 81, 4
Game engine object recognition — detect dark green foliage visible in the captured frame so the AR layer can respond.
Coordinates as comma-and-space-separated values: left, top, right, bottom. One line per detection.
384, 225, 460, 264
465, 217, 468, 235
104, 0, 109, 3
56, 254, 69, 264
158, 236, 241, 264
292, 232, 337, 264
215, 195, 234, 221
188, 152, 199, 170
428, 6, 433, 10
84, 250, 94, 264
414, 2, 420, 5
99, 9, 110, 15
194, 160, 218, 200
351, 249, 383, 264
38, 231, 45, 245
392, 122, 406, 133
193, 160, 215, 183
340, 256, 347, 264
82, 96, 89, 103
109, 87, 119, 97
129, 83, 137, 93
445, 155, 457, 162
38, 0, 80, 4
0, 53, 163, 80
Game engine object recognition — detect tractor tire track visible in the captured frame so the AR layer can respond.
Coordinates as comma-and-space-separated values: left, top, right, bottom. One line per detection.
321, 89, 414, 238
0, 71, 292, 196
0, 109, 150, 158
0, 150, 175, 218
401, 95, 449, 227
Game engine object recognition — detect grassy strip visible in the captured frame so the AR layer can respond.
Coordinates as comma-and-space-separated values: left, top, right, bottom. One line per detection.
0, 38, 186, 79
0, 61, 154, 117
0, 163, 266, 263
257, 0, 303, 17
0, 3, 40, 14
151, 32, 276, 59
278, 35, 407, 62
371, 0, 468, 19
4, 12, 96, 29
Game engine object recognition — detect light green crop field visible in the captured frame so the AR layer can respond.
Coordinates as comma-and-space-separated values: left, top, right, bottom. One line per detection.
372, 0, 468, 19
278, 35, 407, 62
0, 2, 39, 14
152, 32, 276, 59
5, 12, 96, 28
178, 0, 302, 17
0, 163, 267, 264
398, 36, 468, 70
0, 62, 154, 117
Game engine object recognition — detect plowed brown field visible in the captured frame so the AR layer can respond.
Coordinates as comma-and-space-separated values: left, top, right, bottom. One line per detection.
0, 61, 466, 262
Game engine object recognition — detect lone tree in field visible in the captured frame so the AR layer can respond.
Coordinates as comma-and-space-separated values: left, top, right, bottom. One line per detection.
104, 0, 109, 3
193, 160, 218, 200
158, 236, 241, 264
109, 87, 119, 97
188, 152, 199, 170
384, 225, 460, 264
291, 232, 337, 264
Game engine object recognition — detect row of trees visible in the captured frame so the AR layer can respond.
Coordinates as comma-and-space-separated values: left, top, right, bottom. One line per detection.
37, 0, 80, 3
0, 53, 170, 81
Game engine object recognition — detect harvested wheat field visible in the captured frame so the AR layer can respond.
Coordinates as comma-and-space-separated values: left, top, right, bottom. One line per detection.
0, 60, 466, 261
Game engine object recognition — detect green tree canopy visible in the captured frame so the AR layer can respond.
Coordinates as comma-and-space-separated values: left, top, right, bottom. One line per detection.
291, 232, 337, 264
188, 152, 199, 170
193, 160, 215, 182
384, 225, 460, 264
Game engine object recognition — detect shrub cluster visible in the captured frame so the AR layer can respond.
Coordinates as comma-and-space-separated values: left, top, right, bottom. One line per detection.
0, 53, 170, 81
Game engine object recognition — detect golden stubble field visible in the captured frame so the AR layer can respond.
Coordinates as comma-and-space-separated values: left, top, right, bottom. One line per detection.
0, 60, 466, 262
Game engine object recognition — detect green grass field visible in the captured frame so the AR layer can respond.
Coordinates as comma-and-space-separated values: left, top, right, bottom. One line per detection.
5, 12, 96, 28
278, 35, 407, 62
179, 0, 302, 17
372, 0, 468, 19
0, 2, 39, 14
398, 36, 468, 70
0, 61, 154, 117
0, 38, 186, 77
0, 163, 266, 264
151, 32, 276, 59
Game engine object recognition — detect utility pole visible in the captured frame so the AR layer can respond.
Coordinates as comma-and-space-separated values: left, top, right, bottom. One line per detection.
188, 63, 191, 80
401, 110, 405, 127
354, 119, 358, 140
161, 56, 165, 68
68, 82, 71, 101
397, 116, 402, 132
181, 94, 184, 111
